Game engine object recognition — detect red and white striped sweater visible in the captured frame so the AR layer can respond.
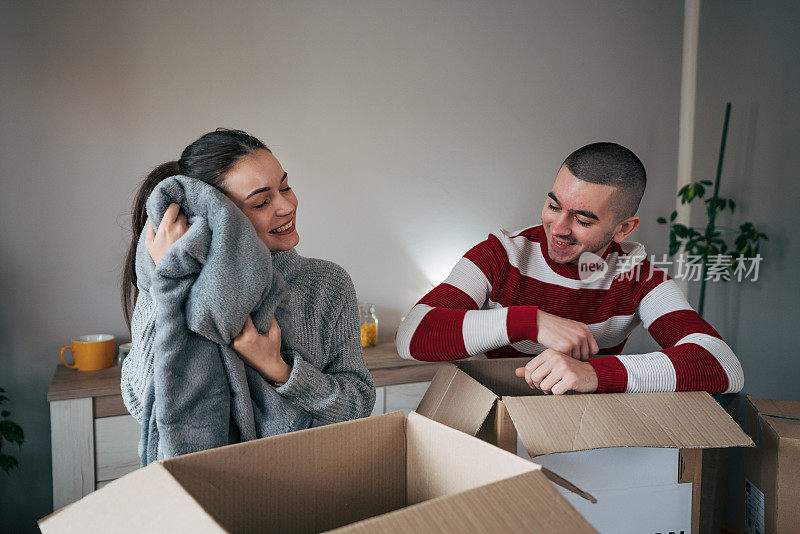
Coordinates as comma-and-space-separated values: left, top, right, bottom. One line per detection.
396, 225, 744, 394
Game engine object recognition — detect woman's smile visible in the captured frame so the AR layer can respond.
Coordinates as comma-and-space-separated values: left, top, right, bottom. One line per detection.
269, 219, 295, 235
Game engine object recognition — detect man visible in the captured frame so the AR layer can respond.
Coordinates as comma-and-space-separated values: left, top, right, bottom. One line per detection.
396, 143, 743, 395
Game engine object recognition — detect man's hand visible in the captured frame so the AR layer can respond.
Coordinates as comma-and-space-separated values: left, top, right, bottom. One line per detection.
536, 309, 599, 361
230, 315, 292, 385
515, 348, 599, 395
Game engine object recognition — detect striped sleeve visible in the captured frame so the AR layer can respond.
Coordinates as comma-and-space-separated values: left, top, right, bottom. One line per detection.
395, 235, 539, 361
588, 275, 744, 394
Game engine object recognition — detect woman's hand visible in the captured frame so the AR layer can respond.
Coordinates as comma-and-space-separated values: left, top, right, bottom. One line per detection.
231, 315, 292, 385
145, 203, 190, 266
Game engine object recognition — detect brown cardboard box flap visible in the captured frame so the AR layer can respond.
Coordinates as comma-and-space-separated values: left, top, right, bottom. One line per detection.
453, 357, 534, 396
505, 391, 754, 456
329, 470, 597, 534
38, 462, 224, 533
763, 416, 800, 440
406, 411, 595, 504
415, 364, 497, 436
745, 396, 800, 441
161, 410, 407, 533
540, 467, 597, 504
406, 411, 539, 504
747, 395, 800, 421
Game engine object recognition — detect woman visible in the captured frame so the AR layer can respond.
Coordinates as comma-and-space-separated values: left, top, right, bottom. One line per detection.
121, 129, 375, 434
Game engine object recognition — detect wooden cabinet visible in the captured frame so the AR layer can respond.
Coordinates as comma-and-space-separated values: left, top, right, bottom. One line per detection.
47, 341, 445, 511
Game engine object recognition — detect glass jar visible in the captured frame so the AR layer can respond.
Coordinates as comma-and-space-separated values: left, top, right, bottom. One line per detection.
358, 302, 378, 348
116, 342, 132, 367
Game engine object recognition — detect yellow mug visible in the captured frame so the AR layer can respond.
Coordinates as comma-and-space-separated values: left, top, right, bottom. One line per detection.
60, 334, 116, 371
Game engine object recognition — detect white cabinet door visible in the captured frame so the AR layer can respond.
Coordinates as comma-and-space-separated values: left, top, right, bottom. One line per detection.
94, 415, 141, 482
384, 382, 430, 416
370, 386, 386, 417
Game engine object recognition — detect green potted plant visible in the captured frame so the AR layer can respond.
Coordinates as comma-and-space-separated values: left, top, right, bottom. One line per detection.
658, 103, 768, 316
0, 387, 24, 474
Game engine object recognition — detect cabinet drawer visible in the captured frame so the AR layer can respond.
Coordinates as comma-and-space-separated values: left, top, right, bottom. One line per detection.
94, 415, 140, 482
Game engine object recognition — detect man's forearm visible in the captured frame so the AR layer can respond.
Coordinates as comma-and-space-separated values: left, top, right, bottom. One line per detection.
613, 278, 746, 394
396, 303, 539, 361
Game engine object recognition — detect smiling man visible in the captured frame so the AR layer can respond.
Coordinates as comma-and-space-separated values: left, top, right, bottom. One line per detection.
396, 142, 744, 395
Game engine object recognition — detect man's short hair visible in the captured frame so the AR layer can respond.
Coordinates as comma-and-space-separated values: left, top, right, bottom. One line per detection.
562, 142, 646, 220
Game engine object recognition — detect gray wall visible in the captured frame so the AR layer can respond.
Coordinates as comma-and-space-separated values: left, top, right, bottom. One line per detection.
0, 1, 683, 529
693, 0, 800, 402
691, 0, 800, 529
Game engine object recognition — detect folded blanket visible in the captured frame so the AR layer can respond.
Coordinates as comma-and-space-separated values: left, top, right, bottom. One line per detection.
133, 175, 312, 465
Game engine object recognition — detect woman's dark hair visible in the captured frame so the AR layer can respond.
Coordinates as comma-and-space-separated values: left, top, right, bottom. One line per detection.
121, 129, 269, 333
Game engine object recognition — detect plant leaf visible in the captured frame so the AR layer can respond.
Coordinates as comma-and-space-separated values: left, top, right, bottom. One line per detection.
688, 227, 705, 239
0, 420, 24, 445
670, 210, 678, 222
0, 454, 19, 474
657, 217, 667, 224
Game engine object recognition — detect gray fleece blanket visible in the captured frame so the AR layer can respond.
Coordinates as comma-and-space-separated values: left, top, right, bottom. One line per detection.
135, 175, 312, 466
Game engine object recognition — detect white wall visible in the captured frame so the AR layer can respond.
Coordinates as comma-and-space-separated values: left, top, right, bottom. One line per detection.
0, 1, 684, 529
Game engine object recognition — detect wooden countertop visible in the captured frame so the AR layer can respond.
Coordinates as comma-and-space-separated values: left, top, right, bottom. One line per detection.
361, 341, 448, 388
47, 340, 447, 401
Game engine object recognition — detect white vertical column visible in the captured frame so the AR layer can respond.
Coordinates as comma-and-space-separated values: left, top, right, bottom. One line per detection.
676, 0, 701, 295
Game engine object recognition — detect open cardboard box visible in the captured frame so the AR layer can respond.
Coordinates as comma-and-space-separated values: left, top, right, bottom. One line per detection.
39, 411, 597, 533
742, 396, 800, 534
416, 358, 755, 534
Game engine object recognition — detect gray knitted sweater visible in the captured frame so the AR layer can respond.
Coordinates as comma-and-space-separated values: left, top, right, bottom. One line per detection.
121, 248, 376, 431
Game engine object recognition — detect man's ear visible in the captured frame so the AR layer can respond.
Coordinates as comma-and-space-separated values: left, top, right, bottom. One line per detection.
612, 216, 640, 243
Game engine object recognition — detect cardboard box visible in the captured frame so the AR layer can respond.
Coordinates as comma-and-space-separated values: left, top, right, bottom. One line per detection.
39, 411, 597, 533
416, 358, 754, 534
742, 396, 800, 534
